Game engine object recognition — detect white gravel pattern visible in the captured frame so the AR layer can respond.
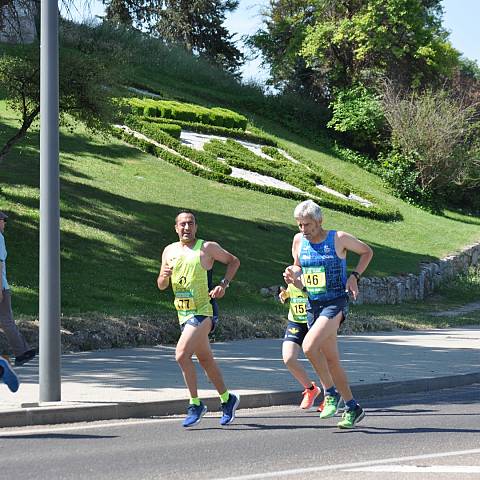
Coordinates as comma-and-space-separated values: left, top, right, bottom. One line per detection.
124, 128, 374, 206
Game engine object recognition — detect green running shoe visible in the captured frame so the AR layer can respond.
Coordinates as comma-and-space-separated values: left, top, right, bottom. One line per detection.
319, 394, 340, 419
337, 405, 365, 429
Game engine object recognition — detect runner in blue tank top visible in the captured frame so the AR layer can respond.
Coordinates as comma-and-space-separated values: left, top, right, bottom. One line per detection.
284, 200, 373, 429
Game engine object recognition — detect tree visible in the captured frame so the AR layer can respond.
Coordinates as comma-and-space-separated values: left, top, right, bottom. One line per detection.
380, 82, 480, 208
0, 23, 122, 164
247, 1, 320, 98
251, 0, 460, 101
102, 0, 244, 74
154, 0, 243, 73
301, 0, 459, 92
0, 0, 37, 43
102, 0, 158, 29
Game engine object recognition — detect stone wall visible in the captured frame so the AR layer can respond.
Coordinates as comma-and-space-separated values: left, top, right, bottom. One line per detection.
356, 243, 480, 304
260, 242, 480, 305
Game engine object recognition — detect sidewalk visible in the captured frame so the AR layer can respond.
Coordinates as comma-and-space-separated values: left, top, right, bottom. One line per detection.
0, 328, 479, 428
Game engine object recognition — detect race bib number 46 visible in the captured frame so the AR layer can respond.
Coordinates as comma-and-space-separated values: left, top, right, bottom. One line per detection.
174, 291, 196, 315
303, 267, 326, 294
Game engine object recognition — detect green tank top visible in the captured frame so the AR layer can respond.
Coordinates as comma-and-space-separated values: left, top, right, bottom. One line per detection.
171, 239, 213, 324
287, 284, 308, 324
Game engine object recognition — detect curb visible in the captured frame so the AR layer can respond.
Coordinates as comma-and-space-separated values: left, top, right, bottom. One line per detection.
1, 371, 479, 429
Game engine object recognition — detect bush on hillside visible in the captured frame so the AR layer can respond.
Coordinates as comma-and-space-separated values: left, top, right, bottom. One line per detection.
381, 83, 480, 210
144, 116, 277, 145
128, 98, 248, 130
327, 85, 386, 155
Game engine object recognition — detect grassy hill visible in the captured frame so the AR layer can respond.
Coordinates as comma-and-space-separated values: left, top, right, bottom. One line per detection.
1, 25, 479, 331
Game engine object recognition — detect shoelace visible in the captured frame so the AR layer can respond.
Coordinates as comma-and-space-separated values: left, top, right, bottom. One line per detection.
342, 410, 355, 421
187, 405, 200, 415
324, 395, 338, 406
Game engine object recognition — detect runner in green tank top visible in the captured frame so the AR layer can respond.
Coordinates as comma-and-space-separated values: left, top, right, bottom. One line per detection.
280, 278, 339, 413
157, 210, 241, 428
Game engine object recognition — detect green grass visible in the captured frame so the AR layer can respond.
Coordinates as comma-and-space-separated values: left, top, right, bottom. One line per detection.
1, 24, 479, 326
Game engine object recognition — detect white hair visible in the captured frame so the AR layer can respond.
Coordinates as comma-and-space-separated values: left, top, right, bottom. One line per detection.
294, 200, 323, 221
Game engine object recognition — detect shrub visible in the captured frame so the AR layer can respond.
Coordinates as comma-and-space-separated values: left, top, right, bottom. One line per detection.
381, 83, 480, 209
328, 85, 386, 153
143, 117, 277, 145
127, 98, 248, 131
115, 125, 401, 221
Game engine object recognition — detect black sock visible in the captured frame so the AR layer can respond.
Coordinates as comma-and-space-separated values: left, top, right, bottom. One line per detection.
308, 384, 315, 390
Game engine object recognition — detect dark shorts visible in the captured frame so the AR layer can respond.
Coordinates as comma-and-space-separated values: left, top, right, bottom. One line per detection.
306, 295, 349, 329
180, 314, 218, 333
283, 321, 309, 346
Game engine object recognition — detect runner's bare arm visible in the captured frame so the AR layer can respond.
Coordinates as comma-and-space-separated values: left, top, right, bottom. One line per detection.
283, 234, 303, 289
157, 245, 174, 290
204, 242, 240, 299
337, 231, 373, 300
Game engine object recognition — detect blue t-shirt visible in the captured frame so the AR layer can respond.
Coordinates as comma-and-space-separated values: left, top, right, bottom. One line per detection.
299, 230, 347, 302
0, 232, 9, 290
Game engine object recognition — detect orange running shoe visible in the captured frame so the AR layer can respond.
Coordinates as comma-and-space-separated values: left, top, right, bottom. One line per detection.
300, 383, 321, 409
316, 398, 325, 412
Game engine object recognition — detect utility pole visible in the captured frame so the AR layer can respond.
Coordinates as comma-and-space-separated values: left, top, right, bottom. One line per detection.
39, 0, 61, 402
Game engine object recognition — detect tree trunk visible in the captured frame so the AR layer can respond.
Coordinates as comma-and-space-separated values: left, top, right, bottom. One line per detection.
0, 105, 39, 165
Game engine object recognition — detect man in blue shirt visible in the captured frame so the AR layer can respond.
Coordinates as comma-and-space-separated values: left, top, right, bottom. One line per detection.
0, 211, 36, 367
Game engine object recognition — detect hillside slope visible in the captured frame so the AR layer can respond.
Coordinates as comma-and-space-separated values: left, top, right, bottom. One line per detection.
1, 28, 479, 320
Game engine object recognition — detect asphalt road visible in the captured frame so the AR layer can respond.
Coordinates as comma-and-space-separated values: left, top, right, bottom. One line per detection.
0, 384, 479, 480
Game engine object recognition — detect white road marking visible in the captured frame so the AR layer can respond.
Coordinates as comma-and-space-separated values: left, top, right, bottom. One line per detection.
0, 417, 180, 436
0, 405, 296, 437
212, 449, 480, 480
345, 465, 480, 473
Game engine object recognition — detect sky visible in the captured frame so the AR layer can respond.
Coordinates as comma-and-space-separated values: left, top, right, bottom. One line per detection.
68, 0, 480, 83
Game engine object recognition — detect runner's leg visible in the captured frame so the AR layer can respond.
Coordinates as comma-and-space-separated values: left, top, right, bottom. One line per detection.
302, 315, 337, 389
321, 325, 354, 403
175, 319, 213, 398
195, 321, 227, 395
282, 341, 311, 388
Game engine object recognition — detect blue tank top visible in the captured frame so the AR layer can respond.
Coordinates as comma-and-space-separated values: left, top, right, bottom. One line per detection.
299, 230, 347, 302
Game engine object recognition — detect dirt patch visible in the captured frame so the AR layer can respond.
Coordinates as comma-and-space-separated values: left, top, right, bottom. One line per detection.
1, 311, 419, 355
429, 301, 480, 317
2, 313, 288, 354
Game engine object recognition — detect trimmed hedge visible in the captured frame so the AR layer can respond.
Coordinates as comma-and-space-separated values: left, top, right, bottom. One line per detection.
115, 127, 401, 221
144, 116, 277, 146
128, 98, 248, 130
206, 140, 400, 220
122, 116, 231, 175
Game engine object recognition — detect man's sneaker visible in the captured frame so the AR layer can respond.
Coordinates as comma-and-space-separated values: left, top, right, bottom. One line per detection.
220, 393, 240, 426
319, 394, 341, 418
0, 357, 19, 393
182, 402, 207, 428
337, 405, 365, 429
300, 383, 321, 409
318, 396, 344, 412
15, 348, 36, 367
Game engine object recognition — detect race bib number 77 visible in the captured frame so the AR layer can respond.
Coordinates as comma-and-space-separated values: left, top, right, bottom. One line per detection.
174, 291, 196, 316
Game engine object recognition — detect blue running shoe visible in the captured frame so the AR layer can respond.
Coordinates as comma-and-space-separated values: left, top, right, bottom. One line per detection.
220, 393, 240, 426
0, 357, 19, 393
182, 402, 207, 428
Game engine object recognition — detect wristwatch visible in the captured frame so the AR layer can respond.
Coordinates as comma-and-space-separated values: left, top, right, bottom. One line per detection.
350, 271, 361, 281
220, 278, 230, 289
